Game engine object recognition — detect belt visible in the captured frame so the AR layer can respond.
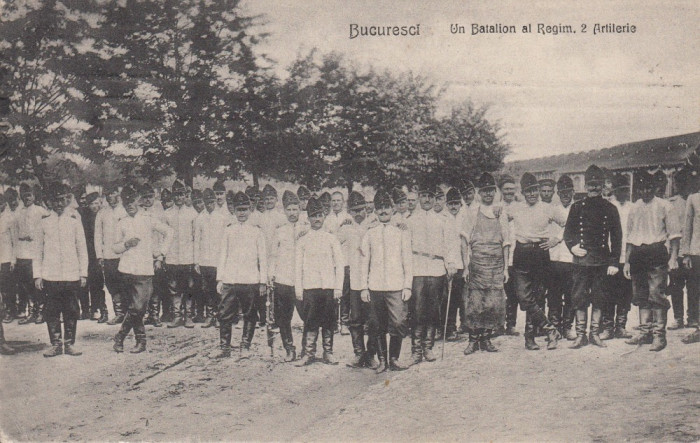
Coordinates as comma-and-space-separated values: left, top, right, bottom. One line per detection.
413, 251, 444, 261
516, 241, 544, 248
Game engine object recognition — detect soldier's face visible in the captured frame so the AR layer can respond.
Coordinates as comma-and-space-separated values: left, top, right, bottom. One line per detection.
235, 206, 250, 222
349, 206, 366, 224
331, 194, 344, 212
523, 187, 539, 205
52, 198, 65, 215
88, 199, 101, 214
21, 192, 34, 207
162, 199, 174, 210
463, 189, 475, 205
479, 188, 496, 205
447, 201, 462, 215
205, 199, 216, 212
125, 200, 139, 217
309, 212, 325, 230
501, 183, 516, 203
193, 199, 205, 213
264, 196, 277, 210
8, 198, 18, 211
377, 204, 393, 223
654, 185, 666, 198
407, 194, 417, 211
0, 201, 6, 213
419, 193, 434, 211
285, 204, 300, 223
299, 197, 308, 210
585, 183, 603, 198
322, 204, 331, 216
558, 189, 574, 207
434, 196, 445, 212
215, 191, 225, 205
256, 199, 266, 212
140, 194, 154, 208
396, 200, 408, 213
174, 192, 186, 206
539, 185, 554, 203
107, 192, 119, 207
641, 185, 655, 203
613, 187, 630, 203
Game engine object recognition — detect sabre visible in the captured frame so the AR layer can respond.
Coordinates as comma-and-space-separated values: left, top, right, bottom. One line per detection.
265, 284, 275, 357
441, 277, 453, 361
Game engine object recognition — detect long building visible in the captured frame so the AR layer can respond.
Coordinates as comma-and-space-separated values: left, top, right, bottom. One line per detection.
503, 131, 700, 197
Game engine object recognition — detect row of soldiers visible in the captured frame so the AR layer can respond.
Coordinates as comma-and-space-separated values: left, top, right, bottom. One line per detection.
0, 162, 698, 367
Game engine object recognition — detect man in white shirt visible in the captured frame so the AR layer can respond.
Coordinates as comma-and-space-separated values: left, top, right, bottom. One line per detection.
681, 167, 700, 344
112, 186, 173, 353
392, 188, 409, 222
0, 193, 16, 354
666, 168, 693, 330
34, 184, 88, 357
2, 188, 20, 322
361, 189, 412, 373
95, 184, 127, 325
212, 180, 227, 214
624, 170, 681, 351
296, 185, 311, 224
163, 180, 198, 329
407, 181, 456, 364
442, 187, 466, 340
194, 189, 226, 329
294, 197, 344, 366
460, 179, 476, 209
214, 191, 267, 359
407, 190, 418, 216
256, 184, 287, 327
498, 175, 520, 336
139, 183, 166, 327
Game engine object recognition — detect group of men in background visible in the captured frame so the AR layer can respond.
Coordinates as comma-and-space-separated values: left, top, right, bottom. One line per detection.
0, 160, 698, 365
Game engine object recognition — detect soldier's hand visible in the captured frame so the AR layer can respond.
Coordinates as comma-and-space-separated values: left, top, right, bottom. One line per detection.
669, 257, 679, 271
503, 268, 509, 284
259, 284, 267, 297
683, 256, 692, 269
34, 278, 43, 290
80, 277, 87, 288
623, 263, 631, 280
154, 259, 163, 271
333, 289, 342, 300
463, 269, 470, 283
396, 222, 408, 231
401, 288, 412, 301
216, 281, 224, 295
361, 289, 370, 303
571, 245, 587, 257
98, 258, 104, 269
446, 265, 457, 279
340, 218, 352, 227
194, 264, 201, 275
606, 266, 619, 276
541, 237, 559, 250
295, 290, 303, 301
9, 263, 14, 272
124, 237, 140, 249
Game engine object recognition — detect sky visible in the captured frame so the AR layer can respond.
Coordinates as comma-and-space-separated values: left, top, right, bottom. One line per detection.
243, 0, 699, 161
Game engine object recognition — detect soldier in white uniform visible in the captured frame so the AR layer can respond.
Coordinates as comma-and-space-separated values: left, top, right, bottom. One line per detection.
0, 193, 16, 354
95, 184, 127, 325
257, 184, 287, 327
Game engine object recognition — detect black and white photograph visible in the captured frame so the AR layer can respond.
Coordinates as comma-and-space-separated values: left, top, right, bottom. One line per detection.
0, 0, 698, 441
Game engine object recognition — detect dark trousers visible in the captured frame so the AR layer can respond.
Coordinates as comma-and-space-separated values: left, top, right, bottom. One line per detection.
571, 265, 608, 310
200, 266, 218, 318
440, 271, 464, 333
15, 259, 41, 315
103, 259, 123, 316
369, 290, 408, 337
668, 258, 690, 322
630, 243, 669, 310
340, 267, 351, 326
44, 281, 80, 345
513, 243, 552, 336
192, 269, 203, 318
167, 264, 194, 318
686, 256, 700, 325
218, 283, 257, 347
504, 265, 518, 328
274, 283, 296, 350
301, 289, 336, 330
604, 263, 632, 322
149, 266, 168, 318
118, 274, 152, 339
1, 262, 16, 316
548, 261, 574, 329
87, 260, 105, 313
410, 276, 445, 328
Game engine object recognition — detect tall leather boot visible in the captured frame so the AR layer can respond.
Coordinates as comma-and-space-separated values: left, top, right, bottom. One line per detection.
375, 335, 388, 374
113, 313, 133, 353
564, 309, 577, 340
410, 325, 423, 364
34, 304, 45, 324
43, 321, 63, 357
295, 328, 317, 366
239, 320, 254, 359
614, 310, 633, 339
589, 308, 606, 347
19, 302, 37, 325
598, 304, 616, 340
212, 323, 233, 358
388, 335, 406, 370
107, 295, 125, 325
282, 325, 296, 362
463, 329, 480, 355
167, 310, 185, 328
131, 334, 147, 353
321, 328, 337, 364
649, 308, 668, 352
524, 314, 539, 350
480, 329, 498, 352
423, 326, 437, 362
0, 322, 16, 355
347, 326, 365, 368
183, 296, 195, 328
626, 308, 653, 345
63, 319, 82, 356
570, 310, 589, 349
364, 333, 378, 369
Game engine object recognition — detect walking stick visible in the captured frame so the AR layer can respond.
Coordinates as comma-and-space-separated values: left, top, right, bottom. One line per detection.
441, 277, 453, 361
265, 284, 275, 358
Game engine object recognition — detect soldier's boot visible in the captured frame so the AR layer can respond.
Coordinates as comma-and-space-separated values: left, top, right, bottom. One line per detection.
614, 310, 633, 339
34, 305, 45, 324
113, 314, 132, 353
423, 326, 437, 362
107, 296, 125, 325
183, 297, 195, 329
284, 345, 297, 363
43, 321, 63, 357
649, 308, 668, 352
130, 334, 147, 354
598, 304, 616, 340
681, 329, 700, 344
388, 335, 406, 371
589, 308, 606, 348
363, 334, 378, 369
295, 329, 317, 366
375, 335, 388, 374
201, 312, 217, 328
0, 322, 16, 355
463, 330, 480, 355
410, 325, 423, 365
544, 323, 562, 350
321, 328, 337, 365
97, 308, 109, 324
626, 308, 653, 345
63, 319, 82, 356
346, 326, 365, 368
239, 320, 255, 359
667, 316, 684, 330
212, 323, 233, 359
19, 304, 37, 324
298, 329, 308, 359
570, 310, 589, 349
504, 325, 520, 336
480, 329, 498, 352
167, 313, 185, 329
524, 316, 539, 350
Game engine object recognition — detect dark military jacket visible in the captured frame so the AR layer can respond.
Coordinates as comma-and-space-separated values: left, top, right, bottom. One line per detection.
564, 195, 622, 266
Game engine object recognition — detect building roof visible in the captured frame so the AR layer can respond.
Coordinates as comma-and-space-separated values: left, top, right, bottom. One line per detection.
504, 131, 700, 176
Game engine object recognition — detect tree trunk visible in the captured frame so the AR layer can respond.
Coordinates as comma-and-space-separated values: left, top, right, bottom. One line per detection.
346, 181, 353, 194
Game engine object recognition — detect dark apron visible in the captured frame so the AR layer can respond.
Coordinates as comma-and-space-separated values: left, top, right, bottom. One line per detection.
464, 210, 506, 329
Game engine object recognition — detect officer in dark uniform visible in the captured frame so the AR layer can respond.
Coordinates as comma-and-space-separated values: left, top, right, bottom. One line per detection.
563, 165, 622, 348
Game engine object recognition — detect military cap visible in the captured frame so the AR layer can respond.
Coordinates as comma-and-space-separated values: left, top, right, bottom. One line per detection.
229, 191, 250, 208
446, 187, 461, 203
252, 188, 263, 200
653, 170, 668, 187
498, 175, 516, 188
262, 184, 277, 198
213, 180, 226, 193
139, 182, 155, 197
203, 188, 216, 202
244, 185, 257, 198
538, 178, 556, 188
319, 192, 331, 205
85, 192, 100, 205
636, 170, 655, 189
556, 174, 574, 191
282, 190, 300, 208
172, 180, 186, 194
435, 187, 445, 199
120, 185, 138, 205
307, 196, 324, 217
72, 184, 86, 199
520, 172, 539, 191
160, 188, 172, 202
5, 188, 18, 200
19, 183, 33, 195
374, 189, 393, 208
612, 174, 630, 189
416, 178, 438, 195
461, 178, 475, 193
584, 165, 605, 185
347, 191, 366, 210
225, 190, 235, 204
297, 185, 311, 200
391, 187, 407, 203
476, 172, 497, 190
104, 183, 120, 195
191, 189, 203, 203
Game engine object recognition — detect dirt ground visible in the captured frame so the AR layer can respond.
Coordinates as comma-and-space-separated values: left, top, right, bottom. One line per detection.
1, 307, 698, 442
